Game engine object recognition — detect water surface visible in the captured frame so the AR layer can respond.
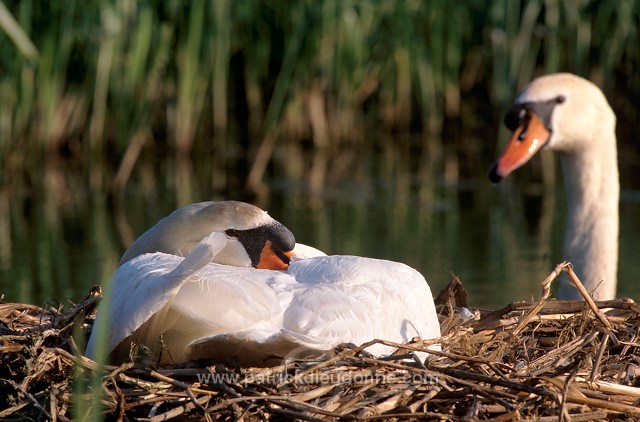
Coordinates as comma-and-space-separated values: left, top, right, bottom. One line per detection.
1, 147, 638, 309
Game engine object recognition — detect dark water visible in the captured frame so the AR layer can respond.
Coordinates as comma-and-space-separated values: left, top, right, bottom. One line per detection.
1, 147, 638, 309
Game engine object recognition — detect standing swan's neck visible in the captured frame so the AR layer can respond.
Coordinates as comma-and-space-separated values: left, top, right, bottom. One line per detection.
488, 74, 620, 300
558, 132, 619, 300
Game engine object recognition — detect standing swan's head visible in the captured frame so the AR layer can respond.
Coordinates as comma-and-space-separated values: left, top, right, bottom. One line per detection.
488, 73, 619, 300
489, 73, 616, 182
119, 201, 296, 270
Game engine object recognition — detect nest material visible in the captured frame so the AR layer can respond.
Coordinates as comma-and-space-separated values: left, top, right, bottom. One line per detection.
1, 262, 640, 421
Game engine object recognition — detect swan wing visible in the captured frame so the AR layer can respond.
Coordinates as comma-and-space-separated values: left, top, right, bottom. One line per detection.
86, 232, 227, 358
141, 264, 294, 363
168, 266, 288, 333
282, 255, 441, 355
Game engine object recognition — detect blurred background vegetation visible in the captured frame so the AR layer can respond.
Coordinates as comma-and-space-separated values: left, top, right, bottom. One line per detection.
0, 0, 638, 306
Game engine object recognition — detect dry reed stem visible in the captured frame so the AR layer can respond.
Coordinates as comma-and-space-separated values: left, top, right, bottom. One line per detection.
1, 264, 640, 420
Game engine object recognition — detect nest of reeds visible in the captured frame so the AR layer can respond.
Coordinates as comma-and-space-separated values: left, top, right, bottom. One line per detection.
2, 262, 640, 421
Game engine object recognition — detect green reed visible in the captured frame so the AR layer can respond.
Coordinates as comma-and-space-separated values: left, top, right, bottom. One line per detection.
0, 4, 636, 418
0, 0, 637, 193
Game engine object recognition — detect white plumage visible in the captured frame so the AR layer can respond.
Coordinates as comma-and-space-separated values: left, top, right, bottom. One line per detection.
86, 201, 441, 366
490, 73, 619, 300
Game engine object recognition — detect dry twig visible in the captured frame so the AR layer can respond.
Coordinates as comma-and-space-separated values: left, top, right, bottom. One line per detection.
1, 264, 639, 420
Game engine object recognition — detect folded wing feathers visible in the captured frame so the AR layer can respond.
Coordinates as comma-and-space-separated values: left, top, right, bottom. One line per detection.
86, 232, 228, 357
90, 247, 440, 364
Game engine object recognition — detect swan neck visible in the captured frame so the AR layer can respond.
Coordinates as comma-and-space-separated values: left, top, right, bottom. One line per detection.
559, 137, 619, 300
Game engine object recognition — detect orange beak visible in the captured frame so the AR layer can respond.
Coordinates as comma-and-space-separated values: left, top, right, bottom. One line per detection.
257, 240, 294, 270
489, 112, 551, 183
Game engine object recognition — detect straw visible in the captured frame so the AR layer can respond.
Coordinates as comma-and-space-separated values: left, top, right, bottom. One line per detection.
1, 263, 639, 420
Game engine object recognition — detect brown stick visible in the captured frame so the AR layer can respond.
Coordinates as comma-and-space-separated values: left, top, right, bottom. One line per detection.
561, 264, 615, 335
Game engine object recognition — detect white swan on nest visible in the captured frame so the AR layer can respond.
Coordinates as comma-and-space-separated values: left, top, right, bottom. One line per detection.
86, 201, 441, 366
490, 73, 619, 300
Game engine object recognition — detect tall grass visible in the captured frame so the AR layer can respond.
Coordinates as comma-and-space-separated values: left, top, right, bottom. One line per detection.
0, 0, 637, 200
0, 3, 636, 418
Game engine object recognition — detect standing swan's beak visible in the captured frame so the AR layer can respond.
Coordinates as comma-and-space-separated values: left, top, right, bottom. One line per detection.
489, 111, 551, 183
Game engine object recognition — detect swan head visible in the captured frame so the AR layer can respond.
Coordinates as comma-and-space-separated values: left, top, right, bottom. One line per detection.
119, 201, 296, 270
489, 73, 616, 183
220, 220, 295, 269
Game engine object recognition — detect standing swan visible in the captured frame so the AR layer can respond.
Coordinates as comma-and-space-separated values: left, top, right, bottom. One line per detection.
86, 201, 441, 365
489, 73, 618, 300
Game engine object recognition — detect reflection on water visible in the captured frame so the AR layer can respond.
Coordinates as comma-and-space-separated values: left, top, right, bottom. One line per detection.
1, 150, 639, 309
